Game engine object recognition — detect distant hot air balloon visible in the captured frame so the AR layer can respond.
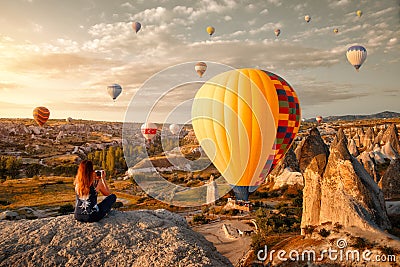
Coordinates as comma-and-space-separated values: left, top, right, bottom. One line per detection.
274, 29, 281, 37
346, 45, 367, 71
66, 117, 72, 123
132, 22, 141, 33
356, 10, 362, 17
206, 26, 215, 36
192, 69, 301, 201
33, 107, 50, 127
316, 116, 323, 124
195, 62, 207, 77
107, 84, 122, 101
305, 15, 311, 23
333, 28, 339, 34
141, 122, 158, 140
169, 124, 180, 135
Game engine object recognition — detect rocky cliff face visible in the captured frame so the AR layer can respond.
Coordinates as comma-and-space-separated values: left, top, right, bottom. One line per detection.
300, 128, 391, 234
0, 210, 232, 267
379, 159, 400, 200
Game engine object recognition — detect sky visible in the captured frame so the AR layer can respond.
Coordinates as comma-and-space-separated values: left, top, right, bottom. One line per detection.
0, 0, 399, 123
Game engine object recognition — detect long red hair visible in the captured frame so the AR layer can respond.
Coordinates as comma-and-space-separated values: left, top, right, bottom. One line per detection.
74, 160, 95, 199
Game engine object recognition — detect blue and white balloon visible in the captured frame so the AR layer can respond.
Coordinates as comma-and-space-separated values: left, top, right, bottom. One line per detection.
346, 45, 367, 71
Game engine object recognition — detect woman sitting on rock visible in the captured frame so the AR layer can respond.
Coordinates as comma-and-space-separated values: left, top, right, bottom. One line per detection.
74, 160, 116, 222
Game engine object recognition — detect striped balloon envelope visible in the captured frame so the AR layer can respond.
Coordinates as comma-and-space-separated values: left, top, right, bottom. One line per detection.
195, 62, 207, 77
33, 107, 50, 127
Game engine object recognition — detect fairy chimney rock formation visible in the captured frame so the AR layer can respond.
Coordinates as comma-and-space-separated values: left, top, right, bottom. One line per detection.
363, 127, 375, 149
379, 159, 400, 200
268, 148, 303, 189
348, 138, 359, 157
300, 129, 391, 234
374, 129, 384, 145
319, 133, 391, 231
382, 124, 400, 154
353, 133, 361, 147
298, 128, 329, 229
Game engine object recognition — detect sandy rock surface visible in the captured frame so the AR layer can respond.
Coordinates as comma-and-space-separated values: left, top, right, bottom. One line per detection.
0, 209, 232, 267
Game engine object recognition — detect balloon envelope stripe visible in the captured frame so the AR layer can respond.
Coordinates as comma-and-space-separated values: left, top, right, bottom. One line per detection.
33, 107, 50, 126
262, 71, 301, 173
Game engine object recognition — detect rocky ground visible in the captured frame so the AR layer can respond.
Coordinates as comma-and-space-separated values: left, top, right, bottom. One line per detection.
0, 209, 232, 267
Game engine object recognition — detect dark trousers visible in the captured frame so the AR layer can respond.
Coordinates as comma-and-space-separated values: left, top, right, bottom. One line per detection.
75, 194, 117, 223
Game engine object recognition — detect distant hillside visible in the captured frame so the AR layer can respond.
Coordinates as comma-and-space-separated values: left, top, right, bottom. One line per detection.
305, 111, 400, 122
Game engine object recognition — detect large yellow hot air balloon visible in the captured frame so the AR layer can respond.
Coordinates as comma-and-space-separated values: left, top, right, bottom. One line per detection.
206, 26, 215, 36
192, 69, 301, 200
33, 107, 50, 127
356, 10, 362, 17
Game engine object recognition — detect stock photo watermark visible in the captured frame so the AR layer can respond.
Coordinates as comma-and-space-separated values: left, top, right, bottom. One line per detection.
257, 238, 398, 264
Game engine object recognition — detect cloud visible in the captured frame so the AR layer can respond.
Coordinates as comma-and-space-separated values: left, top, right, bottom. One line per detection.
31, 22, 43, 33
292, 3, 307, 12
224, 15, 232, 21
173, 5, 194, 15
0, 82, 19, 91
295, 80, 368, 106
248, 22, 282, 35
187, 0, 238, 20
121, 2, 134, 9
328, 0, 351, 8
131, 7, 167, 24
184, 40, 341, 71
267, 0, 282, 7
368, 6, 396, 19
4, 53, 121, 79
260, 8, 268, 15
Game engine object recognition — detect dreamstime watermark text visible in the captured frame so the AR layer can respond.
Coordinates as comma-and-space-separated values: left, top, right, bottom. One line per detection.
257, 239, 397, 263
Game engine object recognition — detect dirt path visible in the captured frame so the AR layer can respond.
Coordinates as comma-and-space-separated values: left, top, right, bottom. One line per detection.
192, 220, 253, 266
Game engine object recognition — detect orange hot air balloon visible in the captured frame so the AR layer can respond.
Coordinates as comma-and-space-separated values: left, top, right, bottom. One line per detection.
192, 69, 301, 200
316, 116, 323, 124
195, 62, 207, 77
274, 29, 281, 37
33, 107, 50, 127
